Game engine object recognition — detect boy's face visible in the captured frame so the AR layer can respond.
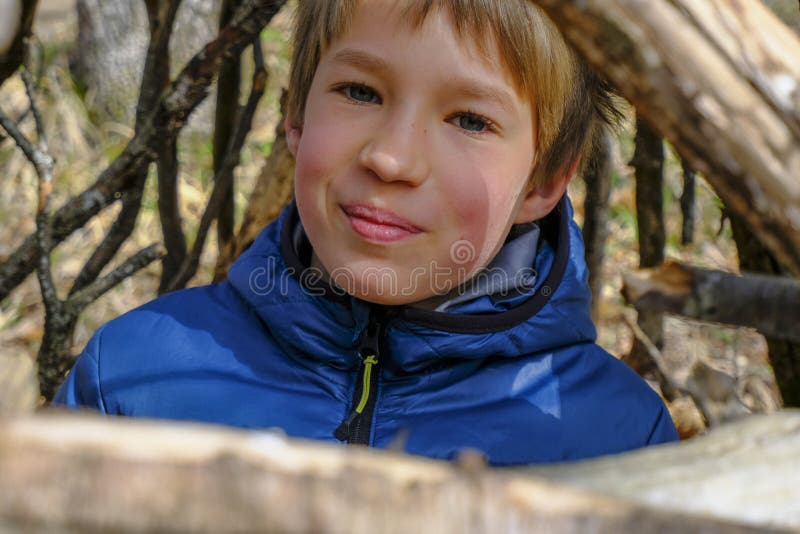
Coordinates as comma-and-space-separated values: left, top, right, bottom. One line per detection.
288, 1, 564, 305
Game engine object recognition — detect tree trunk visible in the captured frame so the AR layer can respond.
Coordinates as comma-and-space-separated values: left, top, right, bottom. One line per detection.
0, 412, 784, 533
581, 128, 613, 321
213, 0, 241, 257
680, 162, 696, 245
625, 117, 666, 384
729, 214, 800, 406
527, 0, 800, 277
73, 0, 222, 129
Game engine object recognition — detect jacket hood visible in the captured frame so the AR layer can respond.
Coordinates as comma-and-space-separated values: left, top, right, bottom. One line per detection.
227, 196, 597, 374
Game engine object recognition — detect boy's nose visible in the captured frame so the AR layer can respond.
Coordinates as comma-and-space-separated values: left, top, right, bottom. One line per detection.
358, 114, 429, 186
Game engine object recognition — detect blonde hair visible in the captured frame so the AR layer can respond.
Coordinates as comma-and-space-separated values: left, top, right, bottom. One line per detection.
287, 0, 620, 187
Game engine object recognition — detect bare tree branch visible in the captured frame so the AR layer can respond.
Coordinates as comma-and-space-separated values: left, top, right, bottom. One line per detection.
156, 138, 186, 293
69, 184, 145, 295
70, 0, 183, 297
581, 128, 613, 322
165, 39, 267, 292
680, 162, 696, 245
622, 261, 800, 344
527, 0, 800, 276
38, 243, 163, 401
67, 244, 165, 314
0, 0, 287, 303
214, 0, 243, 258
0, 0, 38, 87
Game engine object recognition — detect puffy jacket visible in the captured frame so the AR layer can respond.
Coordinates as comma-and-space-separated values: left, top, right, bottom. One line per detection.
55, 197, 678, 465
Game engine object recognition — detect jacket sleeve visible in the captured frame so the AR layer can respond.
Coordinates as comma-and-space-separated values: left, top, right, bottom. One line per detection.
647, 401, 679, 445
52, 328, 108, 412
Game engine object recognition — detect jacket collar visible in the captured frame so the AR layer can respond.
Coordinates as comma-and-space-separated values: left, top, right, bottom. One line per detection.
228, 196, 595, 372
279, 197, 571, 334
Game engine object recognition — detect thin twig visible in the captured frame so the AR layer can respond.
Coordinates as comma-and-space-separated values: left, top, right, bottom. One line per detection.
621, 311, 682, 401
67, 244, 165, 313
21, 65, 46, 144
69, 183, 145, 295
0, 106, 39, 166
622, 310, 719, 429
165, 38, 268, 292
0, 0, 287, 303
0, 67, 58, 320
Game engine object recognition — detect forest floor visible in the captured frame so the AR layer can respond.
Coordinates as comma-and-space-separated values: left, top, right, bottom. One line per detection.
0, 3, 783, 432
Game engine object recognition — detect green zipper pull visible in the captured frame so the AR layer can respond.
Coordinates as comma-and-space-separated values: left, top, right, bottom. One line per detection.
334, 317, 384, 443
355, 355, 378, 412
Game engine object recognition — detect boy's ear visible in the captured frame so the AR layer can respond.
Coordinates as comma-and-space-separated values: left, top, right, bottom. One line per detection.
285, 116, 303, 156
514, 158, 581, 224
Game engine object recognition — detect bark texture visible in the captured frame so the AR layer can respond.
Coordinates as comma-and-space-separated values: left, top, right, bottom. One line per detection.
625, 117, 666, 385
530, 410, 800, 530
621, 261, 800, 344
527, 0, 800, 276
74, 0, 222, 128
729, 214, 800, 405
581, 128, 613, 321
0, 413, 784, 533
0, 0, 286, 304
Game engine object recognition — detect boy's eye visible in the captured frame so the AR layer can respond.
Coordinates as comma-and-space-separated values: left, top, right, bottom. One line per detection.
451, 112, 493, 134
340, 83, 381, 104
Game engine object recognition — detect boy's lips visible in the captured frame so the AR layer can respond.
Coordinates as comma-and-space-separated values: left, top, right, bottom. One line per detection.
340, 204, 423, 242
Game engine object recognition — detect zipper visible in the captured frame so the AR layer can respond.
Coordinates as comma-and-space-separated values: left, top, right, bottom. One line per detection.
334, 312, 385, 444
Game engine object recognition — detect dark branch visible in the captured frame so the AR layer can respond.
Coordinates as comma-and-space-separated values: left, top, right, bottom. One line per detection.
165, 39, 267, 292
214, 0, 244, 255
156, 138, 187, 294
69, 182, 145, 295
0, 0, 38, 87
680, 162, 696, 245
70, 0, 182, 297
622, 261, 800, 344
0, 0, 287, 303
67, 244, 165, 314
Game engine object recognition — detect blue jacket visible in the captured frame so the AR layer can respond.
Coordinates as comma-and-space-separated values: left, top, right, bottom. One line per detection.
55, 197, 678, 465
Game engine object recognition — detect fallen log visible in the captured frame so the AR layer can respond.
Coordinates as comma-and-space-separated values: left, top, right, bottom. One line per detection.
530, 411, 800, 530
621, 261, 800, 343
0, 413, 776, 533
528, 0, 800, 276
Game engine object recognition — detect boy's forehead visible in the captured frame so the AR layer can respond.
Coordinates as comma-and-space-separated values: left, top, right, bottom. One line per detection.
334, 0, 519, 90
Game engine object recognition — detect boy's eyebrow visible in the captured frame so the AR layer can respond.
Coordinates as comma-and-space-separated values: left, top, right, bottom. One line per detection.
331, 48, 518, 115
447, 79, 519, 115
331, 48, 391, 76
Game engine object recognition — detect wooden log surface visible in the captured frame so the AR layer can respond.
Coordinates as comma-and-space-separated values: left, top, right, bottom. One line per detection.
529, 0, 800, 276
0, 412, 779, 533
530, 410, 800, 531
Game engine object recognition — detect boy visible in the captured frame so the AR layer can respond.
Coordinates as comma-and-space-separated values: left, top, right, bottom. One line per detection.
55, 0, 678, 465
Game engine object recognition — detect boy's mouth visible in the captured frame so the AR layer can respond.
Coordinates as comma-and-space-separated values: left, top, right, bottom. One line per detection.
340, 204, 423, 242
